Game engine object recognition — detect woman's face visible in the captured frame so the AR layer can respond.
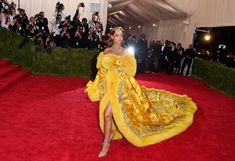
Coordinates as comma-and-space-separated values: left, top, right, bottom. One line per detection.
112, 29, 123, 45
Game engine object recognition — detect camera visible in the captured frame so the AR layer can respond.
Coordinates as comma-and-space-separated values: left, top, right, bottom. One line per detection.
65, 15, 71, 21
55, 14, 62, 22
80, 2, 85, 7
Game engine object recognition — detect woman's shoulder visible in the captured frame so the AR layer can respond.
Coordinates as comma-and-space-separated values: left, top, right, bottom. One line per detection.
103, 48, 112, 55
97, 51, 106, 62
103, 47, 129, 56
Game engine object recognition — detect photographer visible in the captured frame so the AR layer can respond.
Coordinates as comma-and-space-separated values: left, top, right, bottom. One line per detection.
72, 2, 84, 22
60, 25, 71, 48
80, 17, 89, 48
51, 14, 62, 46
72, 25, 82, 48
51, 2, 66, 29
1, 7, 10, 28
36, 11, 49, 33
18, 15, 39, 49
94, 21, 102, 41
26, 16, 38, 40
58, 15, 72, 48
8, 16, 24, 36
0, 0, 11, 28
0, 0, 9, 12
87, 26, 100, 49
88, 11, 100, 29
14, 8, 28, 36
45, 34, 55, 53
0, 1, 19, 32
35, 31, 55, 53
55, 2, 66, 21
58, 15, 73, 31
71, 2, 84, 33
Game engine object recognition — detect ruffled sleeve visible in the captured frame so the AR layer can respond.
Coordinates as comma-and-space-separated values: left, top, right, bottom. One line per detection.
85, 52, 105, 102
85, 51, 137, 102
121, 53, 137, 77
96, 52, 105, 69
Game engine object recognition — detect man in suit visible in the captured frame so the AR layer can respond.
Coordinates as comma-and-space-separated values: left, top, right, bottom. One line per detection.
158, 40, 171, 73
180, 44, 195, 76
136, 34, 148, 73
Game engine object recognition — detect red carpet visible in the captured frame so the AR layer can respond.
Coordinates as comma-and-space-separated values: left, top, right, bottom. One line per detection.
0, 61, 235, 161
0, 60, 29, 93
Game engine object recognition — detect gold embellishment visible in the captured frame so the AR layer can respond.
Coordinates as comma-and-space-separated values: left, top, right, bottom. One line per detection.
85, 52, 197, 146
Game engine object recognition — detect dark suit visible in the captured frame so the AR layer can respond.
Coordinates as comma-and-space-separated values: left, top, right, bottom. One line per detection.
181, 48, 195, 76
136, 38, 148, 73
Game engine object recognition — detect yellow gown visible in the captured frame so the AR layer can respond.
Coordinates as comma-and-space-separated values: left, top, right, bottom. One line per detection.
85, 51, 197, 147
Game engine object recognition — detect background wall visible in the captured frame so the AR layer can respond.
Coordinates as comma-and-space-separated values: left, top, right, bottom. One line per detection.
143, 0, 235, 48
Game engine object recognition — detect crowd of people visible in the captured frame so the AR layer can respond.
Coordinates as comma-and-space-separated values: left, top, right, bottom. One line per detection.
124, 34, 195, 76
0, 0, 195, 75
0, 0, 104, 53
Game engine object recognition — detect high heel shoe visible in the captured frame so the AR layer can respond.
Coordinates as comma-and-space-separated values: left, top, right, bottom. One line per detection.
101, 132, 114, 146
98, 142, 110, 158
98, 132, 114, 157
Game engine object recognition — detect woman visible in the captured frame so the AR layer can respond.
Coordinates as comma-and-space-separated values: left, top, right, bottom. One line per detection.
85, 27, 197, 157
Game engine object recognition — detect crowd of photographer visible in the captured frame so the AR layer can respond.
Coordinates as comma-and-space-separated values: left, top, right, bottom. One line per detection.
0, 1, 104, 53
1, 0, 196, 75
51, 2, 103, 50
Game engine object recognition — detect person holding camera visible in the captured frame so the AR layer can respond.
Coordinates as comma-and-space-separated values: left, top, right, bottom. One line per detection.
72, 2, 84, 22
59, 16, 72, 48
0, 0, 10, 28
14, 8, 28, 35
26, 16, 38, 40
88, 11, 100, 29
51, 2, 66, 28
55, 2, 66, 20
72, 25, 82, 48
78, 17, 89, 48
70, 2, 84, 41
1, 1, 17, 27
87, 26, 100, 49
36, 11, 49, 33
51, 14, 62, 46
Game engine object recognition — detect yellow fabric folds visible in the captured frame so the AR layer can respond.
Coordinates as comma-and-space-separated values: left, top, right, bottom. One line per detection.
85, 52, 197, 147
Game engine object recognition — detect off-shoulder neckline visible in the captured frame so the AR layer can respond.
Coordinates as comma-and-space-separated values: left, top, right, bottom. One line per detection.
101, 51, 132, 58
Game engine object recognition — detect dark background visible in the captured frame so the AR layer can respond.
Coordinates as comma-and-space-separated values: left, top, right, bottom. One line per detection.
193, 26, 235, 52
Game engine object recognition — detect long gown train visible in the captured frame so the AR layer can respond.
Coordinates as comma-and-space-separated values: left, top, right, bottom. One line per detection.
85, 51, 197, 147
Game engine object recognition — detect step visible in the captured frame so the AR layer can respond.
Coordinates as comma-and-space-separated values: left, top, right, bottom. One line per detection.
0, 60, 11, 68
0, 69, 30, 94
0, 64, 21, 79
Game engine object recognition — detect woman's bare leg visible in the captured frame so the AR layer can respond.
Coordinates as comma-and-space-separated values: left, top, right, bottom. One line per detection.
98, 103, 113, 157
